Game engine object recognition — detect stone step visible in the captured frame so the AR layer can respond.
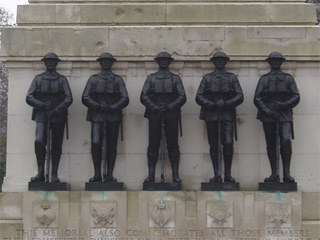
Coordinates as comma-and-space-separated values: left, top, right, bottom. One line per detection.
2, 26, 320, 61
17, 3, 317, 25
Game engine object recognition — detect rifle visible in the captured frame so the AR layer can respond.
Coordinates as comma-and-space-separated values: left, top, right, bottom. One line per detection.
217, 111, 222, 178
102, 111, 107, 182
160, 112, 166, 183
275, 118, 280, 178
45, 103, 52, 183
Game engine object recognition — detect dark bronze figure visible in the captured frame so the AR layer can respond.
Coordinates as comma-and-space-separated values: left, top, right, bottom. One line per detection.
141, 52, 186, 183
82, 53, 129, 183
254, 52, 300, 183
196, 52, 243, 183
26, 53, 73, 183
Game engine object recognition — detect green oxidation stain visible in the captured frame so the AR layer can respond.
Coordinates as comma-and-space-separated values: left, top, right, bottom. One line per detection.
102, 191, 107, 200
160, 194, 165, 203
275, 192, 283, 202
216, 191, 222, 203
44, 191, 50, 202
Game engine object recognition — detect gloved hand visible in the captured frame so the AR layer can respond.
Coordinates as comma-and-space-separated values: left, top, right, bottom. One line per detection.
273, 102, 285, 110
216, 99, 225, 109
268, 110, 280, 119
100, 103, 112, 112
44, 102, 52, 110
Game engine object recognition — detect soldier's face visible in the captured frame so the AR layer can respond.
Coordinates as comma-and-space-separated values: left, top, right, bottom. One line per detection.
100, 59, 114, 70
44, 59, 58, 71
157, 58, 171, 69
213, 58, 227, 70
268, 58, 283, 69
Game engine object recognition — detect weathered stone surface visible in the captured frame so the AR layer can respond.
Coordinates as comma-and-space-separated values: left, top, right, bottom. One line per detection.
16, 3, 317, 25
2, 26, 320, 61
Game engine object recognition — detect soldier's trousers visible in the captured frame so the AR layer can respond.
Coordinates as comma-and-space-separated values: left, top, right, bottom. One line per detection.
263, 121, 292, 175
206, 121, 234, 176
147, 119, 180, 161
34, 122, 65, 175
91, 121, 120, 175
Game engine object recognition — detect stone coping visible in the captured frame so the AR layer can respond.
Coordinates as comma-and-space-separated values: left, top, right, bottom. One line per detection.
29, 0, 307, 2
2, 26, 320, 61
16, 3, 317, 25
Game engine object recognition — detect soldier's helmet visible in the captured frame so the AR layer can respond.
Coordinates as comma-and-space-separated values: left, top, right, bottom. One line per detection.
41, 52, 61, 62
265, 52, 286, 61
210, 51, 230, 61
96, 52, 117, 62
154, 52, 174, 62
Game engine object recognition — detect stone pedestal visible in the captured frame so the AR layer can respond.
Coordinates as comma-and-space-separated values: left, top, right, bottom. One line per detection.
201, 182, 240, 191
143, 182, 182, 191
259, 182, 298, 192
28, 182, 70, 191
85, 182, 125, 191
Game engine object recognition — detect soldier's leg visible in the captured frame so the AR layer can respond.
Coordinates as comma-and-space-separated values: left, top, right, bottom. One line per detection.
145, 120, 161, 182
280, 122, 295, 182
263, 122, 280, 182
89, 122, 103, 182
50, 122, 65, 182
206, 121, 222, 182
165, 119, 181, 182
31, 123, 47, 182
105, 121, 120, 182
222, 121, 235, 182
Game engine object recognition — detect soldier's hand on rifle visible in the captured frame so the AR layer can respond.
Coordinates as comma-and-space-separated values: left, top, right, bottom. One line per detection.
44, 102, 52, 110
46, 110, 55, 119
216, 99, 225, 109
273, 102, 285, 110
268, 110, 280, 119
100, 103, 111, 112
159, 103, 167, 113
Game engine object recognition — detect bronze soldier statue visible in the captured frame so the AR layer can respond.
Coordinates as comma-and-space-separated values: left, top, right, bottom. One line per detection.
141, 52, 186, 183
26, 53, 73, 183
82, 53, 129, 183
254, 52, 300, 183
196, 52, 243, 183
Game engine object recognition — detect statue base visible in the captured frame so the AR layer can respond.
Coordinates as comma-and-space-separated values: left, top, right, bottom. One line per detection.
143, 182, 181, 191
201, 182, 240, 191
85, 182, 125, 191
28, 182, 69, 191
259, 182, 297, 192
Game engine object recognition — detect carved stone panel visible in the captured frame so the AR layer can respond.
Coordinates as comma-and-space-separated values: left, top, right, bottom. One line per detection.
207, 201, 233, 228
90, 201, 117, 228
149, 201, 175, 228
33, 202, 59, 228
266, 201, 292, 228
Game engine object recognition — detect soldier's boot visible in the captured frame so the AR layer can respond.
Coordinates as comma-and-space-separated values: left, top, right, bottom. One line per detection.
264, 154, 280, 183
209, 154, 222, 183
170, 158, 181, 183
51, 153, 61, 183
104, 152, 117, 183
144, 158, 157, 183
224, 153, 235, 182
89, 148, 102, 182
30, 142, 46, 182
282, 153, 295, 183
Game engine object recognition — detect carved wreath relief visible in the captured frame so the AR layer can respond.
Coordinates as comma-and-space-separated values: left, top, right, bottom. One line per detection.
266, 202, 291, 228
33, 202, 59, 228
91, 201, 117, 228
207, 201, 233, 228
149, 201, 175, 228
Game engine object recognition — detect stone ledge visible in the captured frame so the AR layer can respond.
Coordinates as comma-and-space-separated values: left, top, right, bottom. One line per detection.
29, 0, 308, 2
16, 3, 317, 25
2, 26, 320, 61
